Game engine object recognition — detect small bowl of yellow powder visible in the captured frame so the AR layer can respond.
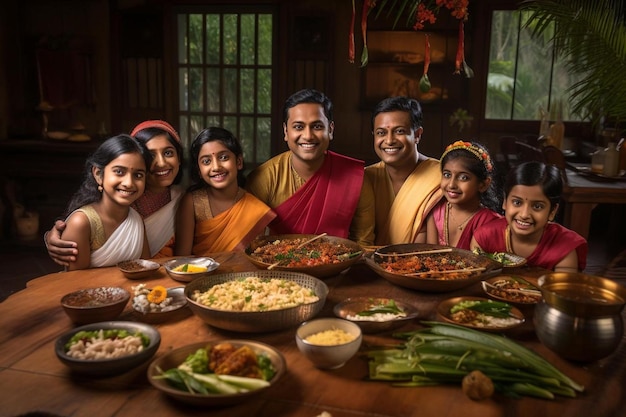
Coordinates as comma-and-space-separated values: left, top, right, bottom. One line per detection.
295, 318, 362, 369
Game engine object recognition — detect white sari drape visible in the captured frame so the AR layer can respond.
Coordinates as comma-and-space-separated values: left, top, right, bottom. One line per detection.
143, 185, 183, 257
90, 208, 145, 267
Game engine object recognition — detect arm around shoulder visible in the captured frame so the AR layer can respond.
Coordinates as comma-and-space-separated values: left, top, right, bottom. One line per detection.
46, 219, 78, 267
62, 212, 92, 271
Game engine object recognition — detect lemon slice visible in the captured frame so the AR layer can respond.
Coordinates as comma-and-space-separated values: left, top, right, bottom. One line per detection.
173, 263, 207, 273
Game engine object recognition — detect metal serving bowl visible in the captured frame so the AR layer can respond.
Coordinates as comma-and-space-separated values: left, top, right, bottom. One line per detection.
163, 257, 220, 283
244, 234, 364, 278
365, 243, 502, 292
184, 270, 328, 333
534, 272, 626, 361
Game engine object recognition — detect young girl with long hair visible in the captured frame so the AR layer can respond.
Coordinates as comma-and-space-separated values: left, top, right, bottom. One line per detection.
61, 134, 151, 270
471, 161, 587, 272
421, 140, 501, 249
46, 120, 184, 263
175, 127, 276, 254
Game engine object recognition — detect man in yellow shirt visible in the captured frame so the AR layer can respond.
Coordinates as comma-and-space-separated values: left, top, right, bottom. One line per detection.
365, 96, 442, 245
246, 89, 375, 246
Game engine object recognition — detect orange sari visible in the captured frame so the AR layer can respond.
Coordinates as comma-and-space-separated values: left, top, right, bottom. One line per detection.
192, 192, 276, 254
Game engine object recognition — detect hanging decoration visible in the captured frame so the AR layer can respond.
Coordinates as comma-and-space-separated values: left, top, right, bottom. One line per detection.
351, 0, 473, 78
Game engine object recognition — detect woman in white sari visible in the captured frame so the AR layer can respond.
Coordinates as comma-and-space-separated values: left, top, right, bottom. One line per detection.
45, 120, 184, 265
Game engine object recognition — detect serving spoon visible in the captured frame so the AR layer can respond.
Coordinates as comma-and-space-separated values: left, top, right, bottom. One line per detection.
267, 233, 329, 270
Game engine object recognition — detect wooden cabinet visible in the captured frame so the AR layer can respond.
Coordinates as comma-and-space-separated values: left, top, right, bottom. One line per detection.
359, 22, 471, 156
361, 30, 462, 108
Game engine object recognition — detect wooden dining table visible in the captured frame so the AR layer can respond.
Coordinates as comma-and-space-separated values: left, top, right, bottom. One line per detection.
1, 251, 625, 417
562, 165, 626, 239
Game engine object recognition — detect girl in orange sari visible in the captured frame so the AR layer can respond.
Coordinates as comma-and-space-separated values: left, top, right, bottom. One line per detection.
175, 127, 276, 255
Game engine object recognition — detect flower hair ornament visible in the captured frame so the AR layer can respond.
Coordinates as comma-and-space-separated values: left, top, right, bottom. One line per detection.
441, 140, 493, 173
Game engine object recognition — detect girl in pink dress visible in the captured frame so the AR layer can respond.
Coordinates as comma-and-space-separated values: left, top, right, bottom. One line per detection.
422, 140, 502, 249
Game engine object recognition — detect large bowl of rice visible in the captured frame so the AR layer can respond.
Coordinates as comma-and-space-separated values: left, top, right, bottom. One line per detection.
184, 270, 328, 333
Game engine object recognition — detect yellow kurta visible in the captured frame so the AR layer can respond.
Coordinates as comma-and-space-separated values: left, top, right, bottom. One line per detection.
246, 151, 375, 246
365, 159, 442, 245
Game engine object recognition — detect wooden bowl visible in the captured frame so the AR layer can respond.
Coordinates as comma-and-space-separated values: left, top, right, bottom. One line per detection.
147, 340, 285, 406
244, 234, 363, 278
61, 287, 130, 325
436, 296, 525, 332
117, 259, 161, 280
365, 243, 502, 292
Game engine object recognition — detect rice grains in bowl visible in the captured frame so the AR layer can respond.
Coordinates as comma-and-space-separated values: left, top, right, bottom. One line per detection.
184, 270, 328, 333
295, 318, 362, 369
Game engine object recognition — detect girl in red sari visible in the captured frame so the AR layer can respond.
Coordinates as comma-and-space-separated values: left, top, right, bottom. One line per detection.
471, 161, 587, 272
422, 140, 502, 249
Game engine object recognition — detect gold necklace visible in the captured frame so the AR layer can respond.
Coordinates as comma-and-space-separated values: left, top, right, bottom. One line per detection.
444, 202, 477, 245
505, 226, 513, 252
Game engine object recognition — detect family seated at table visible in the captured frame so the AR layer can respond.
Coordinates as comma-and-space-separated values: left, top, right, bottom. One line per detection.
44, 89, 588, 274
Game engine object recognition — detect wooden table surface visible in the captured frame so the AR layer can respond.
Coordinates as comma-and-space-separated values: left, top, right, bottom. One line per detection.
2, 252, 625, 417
562, 167, 626, 239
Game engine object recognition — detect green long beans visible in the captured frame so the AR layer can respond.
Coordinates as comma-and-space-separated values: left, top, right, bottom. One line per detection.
367, 322, 584, 400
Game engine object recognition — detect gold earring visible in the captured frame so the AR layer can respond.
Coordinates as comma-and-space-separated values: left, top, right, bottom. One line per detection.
98, 185, 103, 192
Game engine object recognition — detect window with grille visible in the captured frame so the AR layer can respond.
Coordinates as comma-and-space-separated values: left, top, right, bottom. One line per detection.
175, 9, 275, 166
485, 10, 583, 122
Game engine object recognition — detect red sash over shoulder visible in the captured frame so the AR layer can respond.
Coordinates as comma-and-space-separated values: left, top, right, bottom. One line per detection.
271, 151, 364, 238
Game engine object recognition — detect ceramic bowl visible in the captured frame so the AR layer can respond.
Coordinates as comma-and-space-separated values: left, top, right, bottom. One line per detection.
185, 270, 328, 333
131, 286, 190, 324
245, 234, 364, 278
117, 259, 161, 279
333, 297, 418, 334
61, 287, 130, 325
147, 340, 286, 406
295, 318, 362, 369
163, 257, 220, 283
55, 321, 160, 376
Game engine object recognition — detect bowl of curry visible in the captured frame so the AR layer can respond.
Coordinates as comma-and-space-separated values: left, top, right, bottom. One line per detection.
364, 244, 502, 292
244, 234, 364, 278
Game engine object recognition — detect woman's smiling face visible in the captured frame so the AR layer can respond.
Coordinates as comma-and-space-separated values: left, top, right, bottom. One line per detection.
503, 184, 558, 239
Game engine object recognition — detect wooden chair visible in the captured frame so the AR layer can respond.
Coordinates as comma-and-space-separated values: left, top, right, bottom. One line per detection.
515, 141, 546, 164
542, 145, 567, 171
